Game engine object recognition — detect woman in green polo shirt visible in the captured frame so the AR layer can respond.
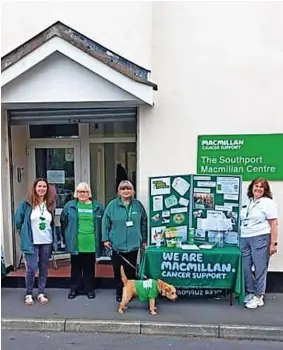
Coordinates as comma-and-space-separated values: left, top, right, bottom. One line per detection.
102, 180, 148, 302
60, 182, 103, 300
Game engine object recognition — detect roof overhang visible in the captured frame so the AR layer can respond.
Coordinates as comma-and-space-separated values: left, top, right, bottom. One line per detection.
1, 22, 157, 106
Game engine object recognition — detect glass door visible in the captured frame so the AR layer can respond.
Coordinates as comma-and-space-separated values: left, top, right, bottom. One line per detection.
28, 141, 80, 260
29, 142, 81, 214
35, 148, 75, 211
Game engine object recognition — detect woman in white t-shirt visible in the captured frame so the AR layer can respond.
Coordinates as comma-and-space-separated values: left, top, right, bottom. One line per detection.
15, 179, 57, 305
240, 177, 278, 309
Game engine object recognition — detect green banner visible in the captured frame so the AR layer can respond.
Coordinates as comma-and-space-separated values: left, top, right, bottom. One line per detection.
197, 134, 283, 181
139, 246, 244, 302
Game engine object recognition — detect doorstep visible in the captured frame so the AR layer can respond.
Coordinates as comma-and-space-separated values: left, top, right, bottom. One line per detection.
2, 260, 115, 289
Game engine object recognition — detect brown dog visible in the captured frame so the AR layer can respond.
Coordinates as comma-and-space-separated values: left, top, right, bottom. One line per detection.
118, 266, 177, 315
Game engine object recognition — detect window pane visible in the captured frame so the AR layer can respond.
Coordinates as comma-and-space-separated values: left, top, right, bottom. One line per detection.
30, 124, 79, 138
35, 148, 75, 208
89, 120, 136, 137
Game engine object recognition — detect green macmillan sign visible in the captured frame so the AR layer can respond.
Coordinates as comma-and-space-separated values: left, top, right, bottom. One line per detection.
197, 134, 283, 181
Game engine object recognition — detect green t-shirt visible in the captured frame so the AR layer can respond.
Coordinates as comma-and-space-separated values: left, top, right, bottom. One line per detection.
122, 201, 131, 213
134, 279, 159, 301
77, 201, 95, 253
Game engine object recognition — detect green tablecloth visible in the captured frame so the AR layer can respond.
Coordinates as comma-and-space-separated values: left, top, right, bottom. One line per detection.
139, 245, 245, 303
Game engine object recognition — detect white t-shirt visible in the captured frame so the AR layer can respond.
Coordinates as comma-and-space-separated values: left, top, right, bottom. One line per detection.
30, 203, 53, 244
240, 197, 278, 238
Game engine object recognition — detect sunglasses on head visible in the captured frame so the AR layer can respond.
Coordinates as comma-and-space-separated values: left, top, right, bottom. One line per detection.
120, 186, 132, 190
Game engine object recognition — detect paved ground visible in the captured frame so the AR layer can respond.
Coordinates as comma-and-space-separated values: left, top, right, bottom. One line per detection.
2, 288, 283, 327
2, 331, 283, 350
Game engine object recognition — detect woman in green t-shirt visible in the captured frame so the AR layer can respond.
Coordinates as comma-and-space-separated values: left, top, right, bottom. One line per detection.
60, 182, 104, 300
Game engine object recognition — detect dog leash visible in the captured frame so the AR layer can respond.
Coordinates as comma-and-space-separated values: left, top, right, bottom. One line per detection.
116, 250, 148, 280
107, 247, 148, 280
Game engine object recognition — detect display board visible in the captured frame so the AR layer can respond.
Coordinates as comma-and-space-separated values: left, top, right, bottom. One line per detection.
149, 175, 191, 245
149, 174, 242, 246
191, 175, 241, 246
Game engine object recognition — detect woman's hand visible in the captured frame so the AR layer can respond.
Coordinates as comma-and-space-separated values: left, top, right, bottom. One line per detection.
268, 219, 278, 256
103, 241, 111, 248
141, 242, 147, 250
270, 244, 277, 256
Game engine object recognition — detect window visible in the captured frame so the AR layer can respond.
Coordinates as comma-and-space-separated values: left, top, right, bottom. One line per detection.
30, 124, 79, 138
89, 120, 136, 137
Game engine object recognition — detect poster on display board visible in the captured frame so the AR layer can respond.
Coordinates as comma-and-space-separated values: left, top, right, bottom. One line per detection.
149, 174, 242, 247
149, 175, 191, 245
191, 175, 242, 246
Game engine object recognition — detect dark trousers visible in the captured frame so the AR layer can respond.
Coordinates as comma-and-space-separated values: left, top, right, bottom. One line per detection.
111, 250, 138, 297
70, 253, 95, 293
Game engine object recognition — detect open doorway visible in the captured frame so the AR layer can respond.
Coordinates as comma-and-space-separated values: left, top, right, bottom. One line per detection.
90, 142, 136, 206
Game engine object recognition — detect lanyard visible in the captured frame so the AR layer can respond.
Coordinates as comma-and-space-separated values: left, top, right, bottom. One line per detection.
39, 202, 46, 218
38, 202, 47, 231
246, 199, 259, 218
125, 204, 133, 221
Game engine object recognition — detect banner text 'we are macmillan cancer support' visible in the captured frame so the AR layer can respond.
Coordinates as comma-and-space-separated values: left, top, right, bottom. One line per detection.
197, 134, 283, 181
161, 251, 235, 280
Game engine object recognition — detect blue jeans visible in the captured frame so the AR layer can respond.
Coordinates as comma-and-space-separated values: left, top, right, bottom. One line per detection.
24, 244, 52, 295
240, 234, 270, 296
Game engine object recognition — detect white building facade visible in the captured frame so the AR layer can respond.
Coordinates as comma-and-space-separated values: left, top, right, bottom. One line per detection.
1, 1, 282, 277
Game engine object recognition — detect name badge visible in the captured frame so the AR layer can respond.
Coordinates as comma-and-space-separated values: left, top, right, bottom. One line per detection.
126, 221, 134, 227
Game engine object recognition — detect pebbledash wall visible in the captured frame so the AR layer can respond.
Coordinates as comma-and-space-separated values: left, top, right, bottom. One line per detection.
1, 1, 283, 272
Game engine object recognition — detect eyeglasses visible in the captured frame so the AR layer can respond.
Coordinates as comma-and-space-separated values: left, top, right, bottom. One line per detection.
120, 186, 132, 190
77, 190, 88, 194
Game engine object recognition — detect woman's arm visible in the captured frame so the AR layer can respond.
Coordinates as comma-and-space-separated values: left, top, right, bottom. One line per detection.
60, 205, 69, 239
139, 202, 148, 245
269, 218, 278, 255
15, 201, 26, 233
102, 206, 111, 246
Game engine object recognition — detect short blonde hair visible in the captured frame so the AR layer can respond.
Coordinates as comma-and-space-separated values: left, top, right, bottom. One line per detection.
117, 180, 135, 195
74, 182, 92, 199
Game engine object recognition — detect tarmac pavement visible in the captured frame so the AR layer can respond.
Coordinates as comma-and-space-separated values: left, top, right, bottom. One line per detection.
1, 288, 283, 341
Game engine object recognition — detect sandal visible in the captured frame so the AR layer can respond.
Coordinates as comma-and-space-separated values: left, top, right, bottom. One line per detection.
37, 293, 49, 304
24, 295, 34, 305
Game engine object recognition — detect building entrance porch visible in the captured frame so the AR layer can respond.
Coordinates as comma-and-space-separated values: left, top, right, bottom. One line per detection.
6, 118, 137, 283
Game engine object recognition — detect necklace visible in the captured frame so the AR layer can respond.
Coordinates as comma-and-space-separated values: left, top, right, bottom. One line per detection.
39, 202, 46, 231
